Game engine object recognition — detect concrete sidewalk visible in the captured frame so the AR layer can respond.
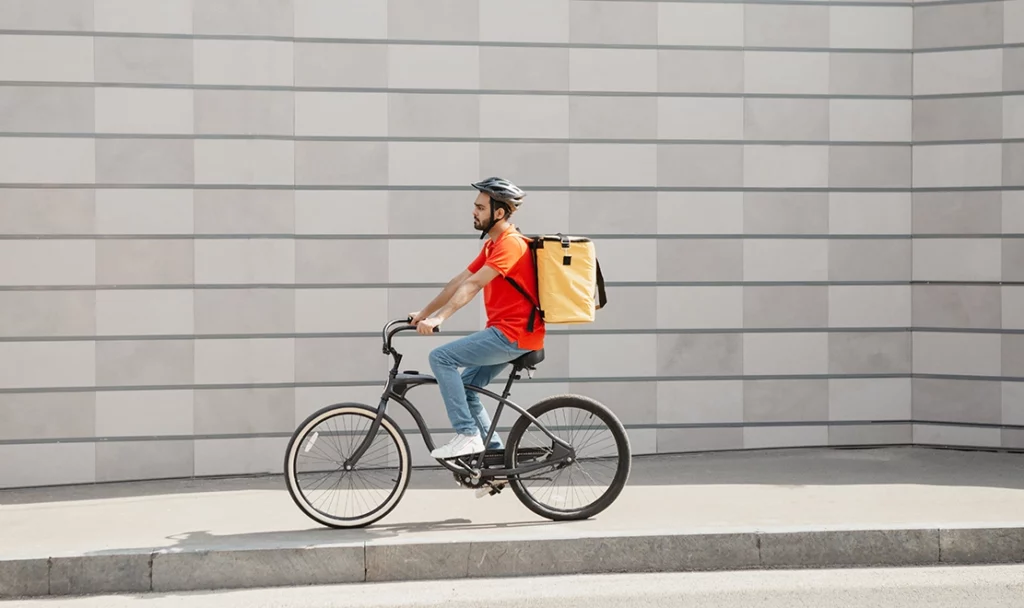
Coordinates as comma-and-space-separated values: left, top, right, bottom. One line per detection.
3, 446, 1024, 598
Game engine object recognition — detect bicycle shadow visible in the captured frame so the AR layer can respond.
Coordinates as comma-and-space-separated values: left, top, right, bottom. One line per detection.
78, 516, 560, 560
160, 517, 557, 550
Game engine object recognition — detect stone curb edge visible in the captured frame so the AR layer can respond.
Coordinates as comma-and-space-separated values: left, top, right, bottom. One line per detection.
3, 526, 1024, 598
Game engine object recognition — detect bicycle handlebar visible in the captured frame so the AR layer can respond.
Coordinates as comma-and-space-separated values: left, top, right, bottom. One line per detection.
382, 317, 439, 354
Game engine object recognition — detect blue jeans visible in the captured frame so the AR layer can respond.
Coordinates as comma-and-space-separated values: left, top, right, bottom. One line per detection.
428, 327, 531, 450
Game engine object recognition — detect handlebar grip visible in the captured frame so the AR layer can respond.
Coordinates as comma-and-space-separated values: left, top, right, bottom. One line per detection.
405, 316, 440, 333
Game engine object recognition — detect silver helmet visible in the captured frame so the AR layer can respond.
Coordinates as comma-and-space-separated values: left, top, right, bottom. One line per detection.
471, 177, 525, 208
471, 177, 525, 238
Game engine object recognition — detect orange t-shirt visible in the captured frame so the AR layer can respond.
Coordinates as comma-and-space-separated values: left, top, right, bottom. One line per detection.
467, 225, 545, 351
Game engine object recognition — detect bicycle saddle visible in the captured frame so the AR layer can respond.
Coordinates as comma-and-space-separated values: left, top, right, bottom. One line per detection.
511, 349, 544, 370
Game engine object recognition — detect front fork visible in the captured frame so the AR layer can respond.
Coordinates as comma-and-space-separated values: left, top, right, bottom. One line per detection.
342, 370, 397, 469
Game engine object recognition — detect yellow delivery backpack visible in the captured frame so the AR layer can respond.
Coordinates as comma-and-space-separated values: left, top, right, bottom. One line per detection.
505, 233, 608, 332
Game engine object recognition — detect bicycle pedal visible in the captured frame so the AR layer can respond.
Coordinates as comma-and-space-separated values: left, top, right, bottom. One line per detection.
475, 482, 506, 499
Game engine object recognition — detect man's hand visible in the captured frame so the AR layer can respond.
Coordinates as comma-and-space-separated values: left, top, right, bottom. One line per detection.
409, 310, 426, 325
416, 317, 442, 335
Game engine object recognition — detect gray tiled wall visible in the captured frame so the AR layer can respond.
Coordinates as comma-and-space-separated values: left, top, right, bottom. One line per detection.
0, 0, 1020, 488
911, 0, 1023, 450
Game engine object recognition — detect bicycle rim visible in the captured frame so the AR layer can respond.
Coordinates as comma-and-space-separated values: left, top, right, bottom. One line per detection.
506, 395, 631, 520
285, 405, 410, 529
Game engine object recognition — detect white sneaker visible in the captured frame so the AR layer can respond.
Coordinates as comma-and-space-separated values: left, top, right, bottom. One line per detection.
431, 433, 485, 459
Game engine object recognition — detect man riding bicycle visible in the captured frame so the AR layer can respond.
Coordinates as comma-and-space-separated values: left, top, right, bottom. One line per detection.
284, 177, 630, 525
409, 177, 545, 460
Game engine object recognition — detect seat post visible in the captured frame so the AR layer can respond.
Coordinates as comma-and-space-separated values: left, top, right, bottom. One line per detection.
500, 367, 520, 400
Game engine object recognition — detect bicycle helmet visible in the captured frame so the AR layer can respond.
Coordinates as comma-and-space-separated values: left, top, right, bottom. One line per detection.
471, 177, 525, 239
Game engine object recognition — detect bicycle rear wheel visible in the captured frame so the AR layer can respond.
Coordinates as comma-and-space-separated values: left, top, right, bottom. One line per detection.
504, 394, 631, 521
284, 403, 410, 529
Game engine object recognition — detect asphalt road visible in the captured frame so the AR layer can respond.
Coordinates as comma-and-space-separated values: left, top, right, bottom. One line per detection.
5, 566, 1024, 607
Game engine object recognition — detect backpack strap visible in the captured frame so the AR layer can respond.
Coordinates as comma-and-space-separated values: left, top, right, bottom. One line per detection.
595, 258, 608, 310
504, 276, 541, 332
504, 231, 542, 332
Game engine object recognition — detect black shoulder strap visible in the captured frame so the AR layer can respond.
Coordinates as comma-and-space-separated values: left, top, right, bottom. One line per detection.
595, 259, 608, 309
504, 231, 542, 332
505, 276, 540, 332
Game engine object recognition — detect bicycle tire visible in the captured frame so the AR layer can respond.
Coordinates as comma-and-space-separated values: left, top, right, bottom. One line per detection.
284, 403, 411, 529
505, 394, 631, 521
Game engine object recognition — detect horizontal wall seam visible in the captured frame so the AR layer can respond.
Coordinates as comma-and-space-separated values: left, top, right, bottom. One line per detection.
9, 373, 1024, 396
905, 281, 1024, 286
913, 90, 1024, 100
914, 43, 1024, 54
3, 184, 1022, 193
913, 373, 1024, 382
0, 281, 924, 291
0, 328, 916, 342
584, 0, 999, 7
914, 139, 1024, 146
5, 132, 1024, 147
572, 0, 917, 5
4, 28, 1019, 55
0, 28, 919, 52
6, 327, 1024, 343
0, 374, 913, 395
913, 186, 1024, 192
913, 327, 1024, 334
1, 420, 1007, 447
0, 184, 932, 192
0, 132, 921, 146
1, 420, 1019, 447
2, 234, 1024, 241
1, 374, 1020, 397
6, 82, 1021, 101
0, 81, 917, 99
12, 281, 1024, 291
599, 0, 995, 5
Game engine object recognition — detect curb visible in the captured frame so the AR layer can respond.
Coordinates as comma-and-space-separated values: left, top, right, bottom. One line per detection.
2, 526, 1024, 598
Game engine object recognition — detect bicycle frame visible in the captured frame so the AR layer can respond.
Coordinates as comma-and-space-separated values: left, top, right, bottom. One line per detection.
342, 318, 574, 479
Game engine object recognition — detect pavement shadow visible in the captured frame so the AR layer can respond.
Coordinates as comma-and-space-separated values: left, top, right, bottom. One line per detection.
5, 446, 1024, 508
167, 517, 557, 548
77, 517, 559, 559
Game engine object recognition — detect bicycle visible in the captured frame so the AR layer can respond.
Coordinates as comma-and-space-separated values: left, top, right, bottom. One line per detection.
284, 317, 632, 529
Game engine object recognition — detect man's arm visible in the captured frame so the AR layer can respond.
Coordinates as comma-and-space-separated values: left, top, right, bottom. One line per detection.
415, 266, 499, 334
411, 269, 472, 324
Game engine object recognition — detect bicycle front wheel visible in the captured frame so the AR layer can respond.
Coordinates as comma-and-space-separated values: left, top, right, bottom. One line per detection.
505, 394, 631, 521
284, 403, 411, 529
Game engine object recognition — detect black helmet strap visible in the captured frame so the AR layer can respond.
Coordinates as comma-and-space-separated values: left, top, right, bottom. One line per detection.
479, 197, 508, 239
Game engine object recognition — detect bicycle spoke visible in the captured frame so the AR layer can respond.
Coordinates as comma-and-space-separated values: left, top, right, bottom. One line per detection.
303, 465, 345, 496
